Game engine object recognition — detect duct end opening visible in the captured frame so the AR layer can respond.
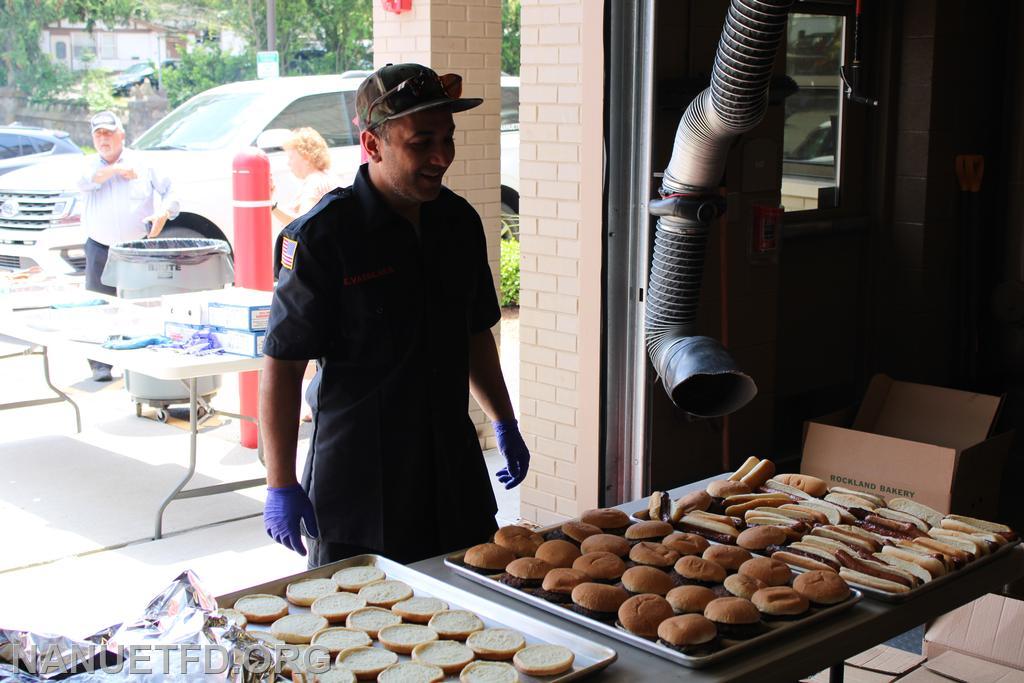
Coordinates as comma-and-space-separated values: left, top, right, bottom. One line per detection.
660, 335, 758, 418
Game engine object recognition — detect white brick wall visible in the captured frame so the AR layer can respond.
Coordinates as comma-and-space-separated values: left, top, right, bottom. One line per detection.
373, 0, 503, 449
518, 0, 602, 525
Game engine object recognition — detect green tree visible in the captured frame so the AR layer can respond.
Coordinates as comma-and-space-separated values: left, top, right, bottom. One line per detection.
502, 0, 520, 76
305, 0, 372, 73
162, 42, 255, 106
0, 0, 146, 94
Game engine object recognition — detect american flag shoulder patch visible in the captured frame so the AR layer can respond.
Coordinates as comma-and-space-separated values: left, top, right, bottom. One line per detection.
281, 236, 297, 270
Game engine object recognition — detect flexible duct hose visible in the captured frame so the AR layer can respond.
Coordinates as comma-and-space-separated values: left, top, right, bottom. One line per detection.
646, 0, 793, 417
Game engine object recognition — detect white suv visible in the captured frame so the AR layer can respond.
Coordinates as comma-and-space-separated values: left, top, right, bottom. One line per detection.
0, 74, 520, 273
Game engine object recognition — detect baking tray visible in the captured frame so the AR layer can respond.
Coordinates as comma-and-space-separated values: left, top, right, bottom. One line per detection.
631, 507, 1024, 603
444, 533, 861, 669
217, 554, 617, 681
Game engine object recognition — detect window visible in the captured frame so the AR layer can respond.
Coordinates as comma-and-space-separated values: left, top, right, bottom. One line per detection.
32, 137, 55, 154
783, 12, 846, 212
500, 83, 519, 132
98, 33, 117, 60
265, 93, 360, 148
71, 32, 96, 62
0, 134, 22, 160
54, 42, 67, 60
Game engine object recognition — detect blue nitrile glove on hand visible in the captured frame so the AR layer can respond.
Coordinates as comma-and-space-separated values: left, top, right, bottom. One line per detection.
493, 419, 530, 490
264, 484, 319, 556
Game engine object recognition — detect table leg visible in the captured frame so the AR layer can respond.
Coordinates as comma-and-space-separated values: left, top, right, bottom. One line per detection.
42, 346, 81, 433
0, 345, 82, 433
829, 663, 845, 682
153, 376, 266, 539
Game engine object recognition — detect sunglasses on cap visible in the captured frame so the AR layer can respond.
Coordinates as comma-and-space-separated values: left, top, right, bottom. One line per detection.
365, 72, 463, 131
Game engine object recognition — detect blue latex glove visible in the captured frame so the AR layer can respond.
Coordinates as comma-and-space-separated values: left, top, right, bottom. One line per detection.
264, 484, 319, 556
493, 419, 530, 490
102, 335, 170, 350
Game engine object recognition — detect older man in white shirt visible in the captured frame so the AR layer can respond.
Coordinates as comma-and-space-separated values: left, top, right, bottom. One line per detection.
77, 110, 179, 381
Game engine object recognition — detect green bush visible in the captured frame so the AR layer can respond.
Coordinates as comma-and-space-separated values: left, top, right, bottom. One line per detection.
162, 44, 255, 107
23, 59, 76, 105
499, 237, 520, 307
81, 68, 117, 112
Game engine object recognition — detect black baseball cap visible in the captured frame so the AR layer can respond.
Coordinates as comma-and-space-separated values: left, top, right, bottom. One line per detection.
356, 63, 482, 131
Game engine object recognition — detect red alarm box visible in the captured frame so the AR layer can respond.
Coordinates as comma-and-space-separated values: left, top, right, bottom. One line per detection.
382, 0, 412, 14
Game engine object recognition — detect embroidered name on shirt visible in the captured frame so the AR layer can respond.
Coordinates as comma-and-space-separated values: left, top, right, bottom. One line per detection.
344, 266, 395, 286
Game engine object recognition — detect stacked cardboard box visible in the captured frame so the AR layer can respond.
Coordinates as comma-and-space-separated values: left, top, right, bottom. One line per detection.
162, 288, 271, 357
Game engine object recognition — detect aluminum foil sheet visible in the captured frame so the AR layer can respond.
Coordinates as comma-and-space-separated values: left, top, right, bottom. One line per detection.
0, 571, 282, 682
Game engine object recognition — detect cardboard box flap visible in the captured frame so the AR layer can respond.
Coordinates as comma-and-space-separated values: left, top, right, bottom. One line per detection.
853, 375, 1003, 450
895, 669, 958, 682
804, 666, 898, 683
924, 594, 1024, 671
922, 651, 1024, 683
848, 645, 926, 675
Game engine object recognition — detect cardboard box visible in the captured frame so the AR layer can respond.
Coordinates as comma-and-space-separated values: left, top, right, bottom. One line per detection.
801, 374, 1014, 517
162, 321, 265, 358
801, 645, 925, 682
206, 288, 272, 332
899, 651, 1024, 682
161, 292, 208, 325
923, 594, 1024, 671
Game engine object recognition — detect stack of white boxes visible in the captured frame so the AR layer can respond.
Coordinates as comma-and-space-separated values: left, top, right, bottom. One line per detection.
162, 288, 272, 357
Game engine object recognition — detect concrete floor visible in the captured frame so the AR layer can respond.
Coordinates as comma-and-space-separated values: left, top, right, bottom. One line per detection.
0, 311, 521, 638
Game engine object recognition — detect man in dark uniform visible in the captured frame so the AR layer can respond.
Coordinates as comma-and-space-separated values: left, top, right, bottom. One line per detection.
260, 63, 530, 567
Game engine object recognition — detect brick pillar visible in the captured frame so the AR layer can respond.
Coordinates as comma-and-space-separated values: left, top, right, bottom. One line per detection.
517, 0, 602, 524
373, 0, 503, 449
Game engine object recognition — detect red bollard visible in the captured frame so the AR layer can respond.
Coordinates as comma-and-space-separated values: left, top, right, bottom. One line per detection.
232, 148, 273, 449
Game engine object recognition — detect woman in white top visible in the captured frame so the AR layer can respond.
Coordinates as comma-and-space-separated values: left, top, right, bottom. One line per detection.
271, 127, 336, 224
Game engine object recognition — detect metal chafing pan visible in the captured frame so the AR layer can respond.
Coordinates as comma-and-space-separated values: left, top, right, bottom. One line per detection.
217, 554, 617, 681
631, 507, 1024, 603
444, 530, 862, 669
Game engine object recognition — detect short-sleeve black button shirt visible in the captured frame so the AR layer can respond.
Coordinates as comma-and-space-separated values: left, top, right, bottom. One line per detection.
265, 163, 501, 554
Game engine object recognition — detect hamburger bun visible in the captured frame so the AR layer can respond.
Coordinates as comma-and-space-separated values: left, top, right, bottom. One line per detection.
463, 543, 517, 573
559, 520, 603, 544
737, 525, 788, 551
465, 628, 526, 660
629, 541, 680, 568
459, 661, 518, 683
499, 557, 553, 590
233, 594, 289, 624
379, 662, 445, 683
751, 586, 809, 617
345, 607, 403, 638
666, 585, 718, 614
657, 614, 718, 654
703, 597, 762, 639
535, 539, 582, 568
625, 520, 674, 541
793, 570, 851, 605
310, 592, 367, 622
617, 594, 675, 638
285, 578, 338, 607
390, 596, 448, 623
573, 551, 627, 582
702, 545, 752, 572
621, 565, 675, 596
722, 574, 766, 600
426, 610, 485, 640
706, 480, 752, 499
269, 613, 329, 644
738, 557, 792, 587
358, 580, 414, 608
580, 533, 631, 557
538, 567, 589, 603
580, 507, 632, 533
512, 644, 575, 677
772, 473, 829, 497
671, 491, 714, 521
331, 565, 386, 592
662, 532, 710, 556
335, 646, 399, 679
377, 624, 440, 655
673, 556, 727, 585
570, 582, 629, 622
410, 641, 475, 676
493, 525, 545, 558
